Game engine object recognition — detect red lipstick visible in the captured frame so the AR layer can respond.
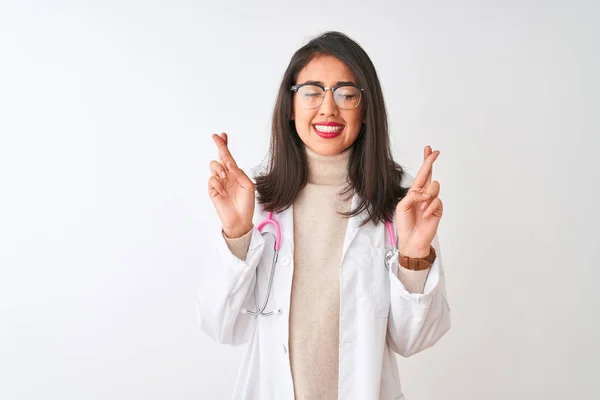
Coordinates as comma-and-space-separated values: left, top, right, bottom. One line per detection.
313, 122, 344, 139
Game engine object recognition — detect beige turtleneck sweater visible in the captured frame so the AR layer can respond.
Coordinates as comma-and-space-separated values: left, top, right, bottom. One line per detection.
222, 146, 430, 399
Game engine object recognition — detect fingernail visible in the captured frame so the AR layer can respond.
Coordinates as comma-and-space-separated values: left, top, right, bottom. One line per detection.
422, 193, 431, 198
220, 171, 226, 179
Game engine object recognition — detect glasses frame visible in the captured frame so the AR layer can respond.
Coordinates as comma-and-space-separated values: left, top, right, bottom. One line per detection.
290, 82, 364, 110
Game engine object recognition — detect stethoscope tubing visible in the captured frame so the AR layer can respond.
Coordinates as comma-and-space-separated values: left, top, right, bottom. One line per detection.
243, 212, 397, 317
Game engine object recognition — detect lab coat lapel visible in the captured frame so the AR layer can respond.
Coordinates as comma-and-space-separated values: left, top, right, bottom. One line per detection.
341, 192, 369, 259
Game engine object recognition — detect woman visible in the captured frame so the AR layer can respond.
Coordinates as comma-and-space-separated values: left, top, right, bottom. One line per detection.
197, 31, 450, 400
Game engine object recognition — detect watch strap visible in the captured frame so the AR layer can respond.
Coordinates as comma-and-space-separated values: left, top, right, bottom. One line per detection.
398, 245, 436, 271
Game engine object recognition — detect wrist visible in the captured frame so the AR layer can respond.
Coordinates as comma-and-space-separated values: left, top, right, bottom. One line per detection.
399, 246, 431, 259
398, 245, 436, 271
223, 225, 253, 239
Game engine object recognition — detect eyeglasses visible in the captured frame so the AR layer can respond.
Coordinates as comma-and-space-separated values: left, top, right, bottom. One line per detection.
291, 83, 363, 110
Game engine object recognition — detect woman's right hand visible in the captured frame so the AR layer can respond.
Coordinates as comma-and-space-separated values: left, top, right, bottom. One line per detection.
208, 132, 255, 238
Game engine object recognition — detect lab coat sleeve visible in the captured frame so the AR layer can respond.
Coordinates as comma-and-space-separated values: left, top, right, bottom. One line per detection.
386, 233, 451, 357
196, 225, 266, 346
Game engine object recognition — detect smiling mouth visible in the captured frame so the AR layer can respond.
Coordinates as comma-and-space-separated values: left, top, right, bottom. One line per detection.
313, 124, 344, 134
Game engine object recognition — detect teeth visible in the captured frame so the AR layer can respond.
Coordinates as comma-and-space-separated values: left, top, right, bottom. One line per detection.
315, 125, 343, 133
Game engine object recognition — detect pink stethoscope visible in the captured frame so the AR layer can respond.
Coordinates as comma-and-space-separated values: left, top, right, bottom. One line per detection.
243, 212, 398, 317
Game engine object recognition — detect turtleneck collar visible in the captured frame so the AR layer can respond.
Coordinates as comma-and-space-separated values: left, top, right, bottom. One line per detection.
304, 145, 352, 186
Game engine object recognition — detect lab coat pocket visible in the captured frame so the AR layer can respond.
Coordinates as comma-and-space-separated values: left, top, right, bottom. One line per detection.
371, 246, 390, 318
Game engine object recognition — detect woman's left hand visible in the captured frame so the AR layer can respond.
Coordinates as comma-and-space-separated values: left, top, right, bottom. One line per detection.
395, 146, 444, 258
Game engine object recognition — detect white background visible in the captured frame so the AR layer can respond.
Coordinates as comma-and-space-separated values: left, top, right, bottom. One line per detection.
1, 0, 598, 399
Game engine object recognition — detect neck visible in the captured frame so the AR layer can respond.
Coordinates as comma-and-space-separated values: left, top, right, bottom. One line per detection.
304, 145, 351, 186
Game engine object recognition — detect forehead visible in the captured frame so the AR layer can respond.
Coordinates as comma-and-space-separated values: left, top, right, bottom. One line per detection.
296, 54, 358, 85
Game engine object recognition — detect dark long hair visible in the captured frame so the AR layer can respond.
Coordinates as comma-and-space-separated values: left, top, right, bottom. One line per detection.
255, 31, 409, 226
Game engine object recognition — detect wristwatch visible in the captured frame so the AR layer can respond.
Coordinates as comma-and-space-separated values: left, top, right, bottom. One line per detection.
399, 245, 436, 271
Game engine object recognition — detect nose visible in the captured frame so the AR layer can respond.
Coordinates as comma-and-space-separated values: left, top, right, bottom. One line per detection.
318, 88, 338, 117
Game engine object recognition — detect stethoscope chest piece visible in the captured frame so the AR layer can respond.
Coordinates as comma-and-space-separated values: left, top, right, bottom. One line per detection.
384, 248, 398, 270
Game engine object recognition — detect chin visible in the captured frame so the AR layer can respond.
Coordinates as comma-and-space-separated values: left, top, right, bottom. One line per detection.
309, 143, 346, 156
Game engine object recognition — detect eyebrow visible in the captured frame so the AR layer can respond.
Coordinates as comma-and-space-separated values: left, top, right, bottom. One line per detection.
301, 80, 357, 86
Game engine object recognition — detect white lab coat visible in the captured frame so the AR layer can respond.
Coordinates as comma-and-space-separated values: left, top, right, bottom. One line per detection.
197, 184, 451, 399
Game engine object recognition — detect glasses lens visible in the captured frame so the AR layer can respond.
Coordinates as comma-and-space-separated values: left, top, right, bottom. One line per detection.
296, 85, 324, 109
333, 86, 361, 109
